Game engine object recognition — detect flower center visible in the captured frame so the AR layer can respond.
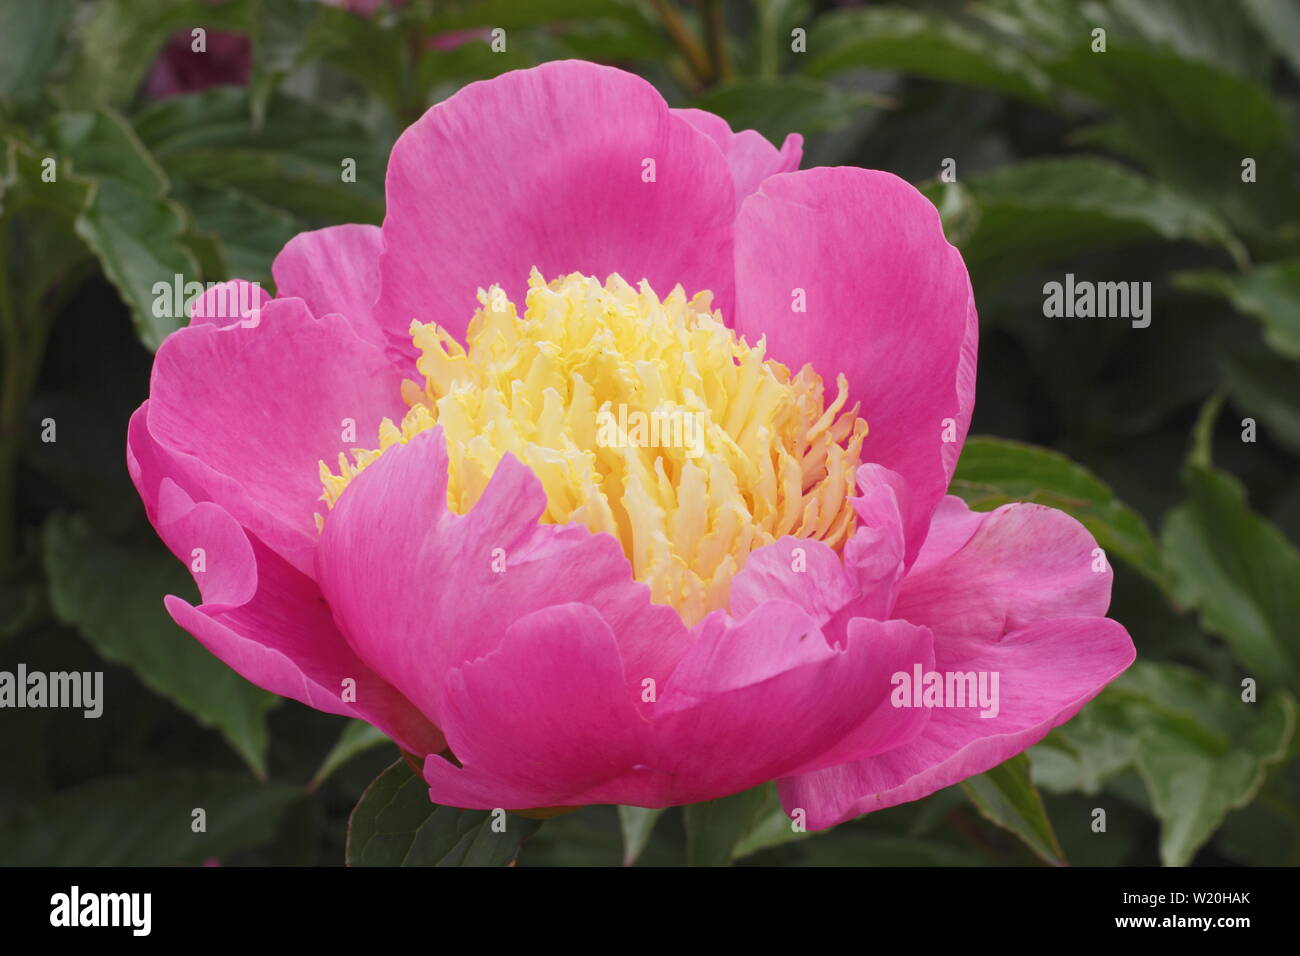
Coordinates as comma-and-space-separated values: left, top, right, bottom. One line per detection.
319, 269, 867, 625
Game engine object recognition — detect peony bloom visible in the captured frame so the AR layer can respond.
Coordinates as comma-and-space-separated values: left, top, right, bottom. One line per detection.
128, 61, 1134, 828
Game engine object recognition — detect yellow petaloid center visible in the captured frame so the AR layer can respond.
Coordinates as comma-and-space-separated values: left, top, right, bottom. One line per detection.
319, 269, 868, 625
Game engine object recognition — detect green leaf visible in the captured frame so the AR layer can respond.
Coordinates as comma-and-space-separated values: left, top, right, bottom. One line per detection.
247, 0, 322, 127
62, 0, 250, 108
683, 783, 775, 866
50, 108, 198, 349
1047, 44, 1290, 157
304, 3, 408, 112
0, 136, 99, 325
310, 720, 392, 791
1162, 465, 1300, 690
951, 436, 1165, 587
688, 77, 886, 145
961, 754, 1065, 865
925, 180, 980, 248
516, 805, 682, 866
0, 0, 75, 103
616, 806, 665, 867
806, 7, 1052, 104
1107, 0, 1267, 79
1220, 349, 1300, 454
133, 87, 386, 225
0, 772, 300, 865
1053, 44, 1298, 238
766, 826, 985, 866
1, 136, 95, 220
1242, 0, 1300, 76
42, 513, 277, 778
1035, 661, 1295, 865
953, 157, 1246, 287
1175, 262, 1300, 360
346, 760, 541, 866
1119, 662, 1295, 866
1030, 700, 1137, 796
425, 0, 633, 32
732, 794, 818, 860
174, 181, 297, 284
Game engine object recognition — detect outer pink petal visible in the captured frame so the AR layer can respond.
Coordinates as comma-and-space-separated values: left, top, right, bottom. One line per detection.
733, 167, 976, 565
316, 427, 693, 728
423, 601, 933, 810
892, 501, 1114, 639
778, 617, 1135, 827
650, 605, 934, 800
142, 297, 407, 576
778, 499, 1134, 828
151, 479, 445, 756
128, 401, 187, 525
672, 107, 802, 204
374, 61, 737, 351
422, 604, 665, 809
271, 224, 388, 351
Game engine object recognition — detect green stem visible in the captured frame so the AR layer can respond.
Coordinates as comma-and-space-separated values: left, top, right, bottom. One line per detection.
756, 0, 779, 80
702, 0, 733, 83
0, 227, 82, 577
649, 0, 712, 88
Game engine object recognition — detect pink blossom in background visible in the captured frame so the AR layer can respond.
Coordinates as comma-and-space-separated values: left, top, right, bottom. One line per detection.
144, 29, 251, 99
143, 1, 485, 99
128, 61, 1134, 827
427, 28, 491, 51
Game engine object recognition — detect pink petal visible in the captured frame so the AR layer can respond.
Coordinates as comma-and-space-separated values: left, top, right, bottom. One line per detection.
673, 107, 802, 204
778, 499, 1134, 828
728, 538, 861, 624
423, 601, 934, 810
733, 167, 976, 565
728, 465, 908, 631
374, 61, 737, 352
188, 280, 270, 329
842, 464, 909, 618
422, 603, 663, 809
651, 605, 934, 799
892, 500, 1114, 641
152, 479, 445, 756
315, 427, 693, 729
903, 493, 986, 578
271, 224, 389, 351
778, 616, 1135, 827
143, 297, 407, 576
128, 401, 184, 525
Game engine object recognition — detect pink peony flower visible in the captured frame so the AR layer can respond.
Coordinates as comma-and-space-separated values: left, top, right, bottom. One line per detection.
128, 61, 1134, 828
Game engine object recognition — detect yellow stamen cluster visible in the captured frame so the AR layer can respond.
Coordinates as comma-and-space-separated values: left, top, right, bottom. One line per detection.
320, 269, 867, 625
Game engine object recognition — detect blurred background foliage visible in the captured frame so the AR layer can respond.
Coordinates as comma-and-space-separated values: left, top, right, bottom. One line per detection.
1, 0, 1298, 867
